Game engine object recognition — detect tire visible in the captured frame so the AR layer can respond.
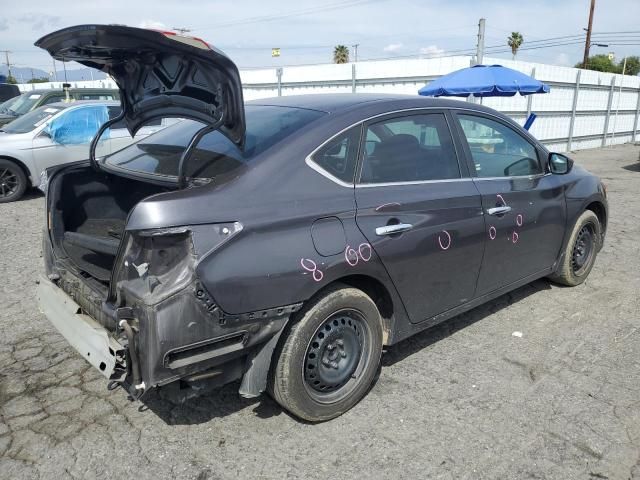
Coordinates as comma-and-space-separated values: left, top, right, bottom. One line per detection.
0, 159, 28, 203
549, 210, 601, 286
268, 284, 383, 422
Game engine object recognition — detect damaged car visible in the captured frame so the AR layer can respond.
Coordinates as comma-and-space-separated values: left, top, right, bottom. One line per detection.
36, 24, 608, 422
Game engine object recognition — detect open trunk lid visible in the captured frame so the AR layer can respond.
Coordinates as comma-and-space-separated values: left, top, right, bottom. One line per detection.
35, 24, 245, 144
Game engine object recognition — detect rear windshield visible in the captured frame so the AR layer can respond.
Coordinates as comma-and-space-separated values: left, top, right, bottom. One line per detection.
1, 105, 64, 134
104, 105, 325, 179
7, 92, 46, 115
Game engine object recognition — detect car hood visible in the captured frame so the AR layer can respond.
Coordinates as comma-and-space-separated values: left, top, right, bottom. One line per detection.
0, 130, 32, 146
0, 114, 18, 127
35, 24, 245, 145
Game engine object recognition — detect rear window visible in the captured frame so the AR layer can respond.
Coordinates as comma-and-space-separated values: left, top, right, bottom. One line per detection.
104, 105, 325, 179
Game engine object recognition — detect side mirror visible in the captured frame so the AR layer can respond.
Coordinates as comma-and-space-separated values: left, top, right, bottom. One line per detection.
549, 152, 573, 174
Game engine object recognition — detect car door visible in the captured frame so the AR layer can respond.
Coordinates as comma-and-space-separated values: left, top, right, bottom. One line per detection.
31, 105, 111, 174
354, 110, 486, 323
452, 111, 567, 296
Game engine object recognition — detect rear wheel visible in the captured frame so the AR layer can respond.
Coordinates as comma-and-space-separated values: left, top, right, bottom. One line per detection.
269, 285, 383, 422
549, 210, 601, 286
0, 159, 27, 203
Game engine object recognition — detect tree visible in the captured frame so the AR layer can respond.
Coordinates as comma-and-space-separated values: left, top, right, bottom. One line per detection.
577, 54, 640, 75
507, 32, 524, 60
27, 77, 50, 84
621, 56, 640, 76
333, 45, 350, 64
5, 75, 17, 84
576, 54, 619, 73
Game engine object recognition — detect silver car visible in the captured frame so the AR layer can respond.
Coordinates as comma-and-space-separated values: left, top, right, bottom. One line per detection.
0, 101, 167, 202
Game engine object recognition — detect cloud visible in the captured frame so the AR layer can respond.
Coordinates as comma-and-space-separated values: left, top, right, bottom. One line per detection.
0, 19, 8, 32
138, 19, 168, 30
383, 42, 403, 53
17, 13, 61, 31
419, 45, 445, 57
553, 53, 572, 67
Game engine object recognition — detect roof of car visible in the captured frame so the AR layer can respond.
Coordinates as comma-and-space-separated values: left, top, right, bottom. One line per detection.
21, 88, 118, 95
44, 99, 121, 108
248, 93, 481, 113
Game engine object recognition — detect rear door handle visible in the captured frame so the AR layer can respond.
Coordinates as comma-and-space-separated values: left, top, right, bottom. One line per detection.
375, 223, 413, 236
486, 206, 512, 216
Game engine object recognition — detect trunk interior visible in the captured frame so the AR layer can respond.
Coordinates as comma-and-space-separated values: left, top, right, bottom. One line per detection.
51, 167, 171, 283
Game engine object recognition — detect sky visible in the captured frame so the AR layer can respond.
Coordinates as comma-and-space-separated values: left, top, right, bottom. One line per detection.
1, 0, 639, 74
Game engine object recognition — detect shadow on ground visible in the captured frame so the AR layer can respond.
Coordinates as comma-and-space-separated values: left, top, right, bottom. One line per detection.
622, 162, 640, 172
140, 279, 552, 426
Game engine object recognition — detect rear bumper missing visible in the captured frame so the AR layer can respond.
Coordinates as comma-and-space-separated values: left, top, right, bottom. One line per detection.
36, 275, 125, 378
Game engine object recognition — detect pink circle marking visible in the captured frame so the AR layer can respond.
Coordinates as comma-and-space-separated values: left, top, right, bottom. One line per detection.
489, 226, 496, 240
358, 243, 372, 262
512, 231, 519, 244
312, 269, 323, 282
300, 258, 317, 272
516, 214, 523, 227
300, 258, 324, 282
438, 230, 452, 250
345, 246, 359, 266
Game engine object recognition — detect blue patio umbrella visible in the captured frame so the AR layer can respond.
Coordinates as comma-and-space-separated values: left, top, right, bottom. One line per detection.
418, 64, 550, 98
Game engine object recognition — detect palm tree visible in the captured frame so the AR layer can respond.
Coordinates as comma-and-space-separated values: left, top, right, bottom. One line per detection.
507, 32, 524, 60
333, 45, 350, 64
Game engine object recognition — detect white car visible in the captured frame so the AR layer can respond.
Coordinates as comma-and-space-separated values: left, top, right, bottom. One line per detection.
0, 101, 168, 202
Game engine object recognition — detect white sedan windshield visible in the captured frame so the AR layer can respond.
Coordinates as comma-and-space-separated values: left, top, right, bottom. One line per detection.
1, 106, 64, 134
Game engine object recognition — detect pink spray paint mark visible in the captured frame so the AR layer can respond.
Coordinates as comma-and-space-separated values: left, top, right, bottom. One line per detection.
496, 194, 506, 206
375, 202, 401, 212
438, 230, 452, 250
516, 214, 523, 227
344, 246, 359, 266
358, 243, 372, 262
512, 231, 519, 244
300, 258, 324, 282
489, 226, 497, 240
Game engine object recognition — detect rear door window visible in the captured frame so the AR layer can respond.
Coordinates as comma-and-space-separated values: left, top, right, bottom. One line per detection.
311, 127, 361, 184
360, 113, 461, 184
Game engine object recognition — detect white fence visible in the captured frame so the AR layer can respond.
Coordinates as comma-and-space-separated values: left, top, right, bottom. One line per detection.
18, 55, 640, 152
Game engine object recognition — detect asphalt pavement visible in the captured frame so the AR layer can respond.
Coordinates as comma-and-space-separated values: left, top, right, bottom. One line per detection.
1, 144, 639, 479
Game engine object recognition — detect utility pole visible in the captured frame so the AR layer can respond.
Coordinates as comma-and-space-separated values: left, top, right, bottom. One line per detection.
173, 27, 191, 35
582, 0, 596, 68
1, 50, 12, 81
52, 59, 58, 81
476, 18, 486, 65
352, 44, 359, 63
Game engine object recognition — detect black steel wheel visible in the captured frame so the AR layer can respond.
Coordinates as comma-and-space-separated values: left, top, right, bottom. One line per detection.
0, 159, 27, 203
303, 309, 372, 403
549, 210, 601, 286
269, 284, 383, 422
571, 224, 595, 276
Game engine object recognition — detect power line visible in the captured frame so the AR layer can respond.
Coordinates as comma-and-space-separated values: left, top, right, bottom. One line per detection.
192, 0, 383, 31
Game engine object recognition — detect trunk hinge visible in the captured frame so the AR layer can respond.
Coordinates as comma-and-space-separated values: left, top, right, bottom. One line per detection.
177, 111, 225, 189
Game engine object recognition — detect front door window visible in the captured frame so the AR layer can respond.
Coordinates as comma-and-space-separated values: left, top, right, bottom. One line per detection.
457, 114, 541, 178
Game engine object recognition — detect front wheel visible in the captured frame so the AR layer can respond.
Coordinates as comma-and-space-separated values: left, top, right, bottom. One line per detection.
268, 285, 383, 422
549, 210, 601, 286
0, 159, 27, 203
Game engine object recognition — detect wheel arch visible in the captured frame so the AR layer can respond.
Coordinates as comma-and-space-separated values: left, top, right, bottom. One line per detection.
313, 274, 396, 346
585, 200, 607, 235
0, 155, 34, 187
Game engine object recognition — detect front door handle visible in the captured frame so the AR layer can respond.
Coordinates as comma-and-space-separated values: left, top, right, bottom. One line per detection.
375, 223, 413, 236
486, 206, 512, 216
